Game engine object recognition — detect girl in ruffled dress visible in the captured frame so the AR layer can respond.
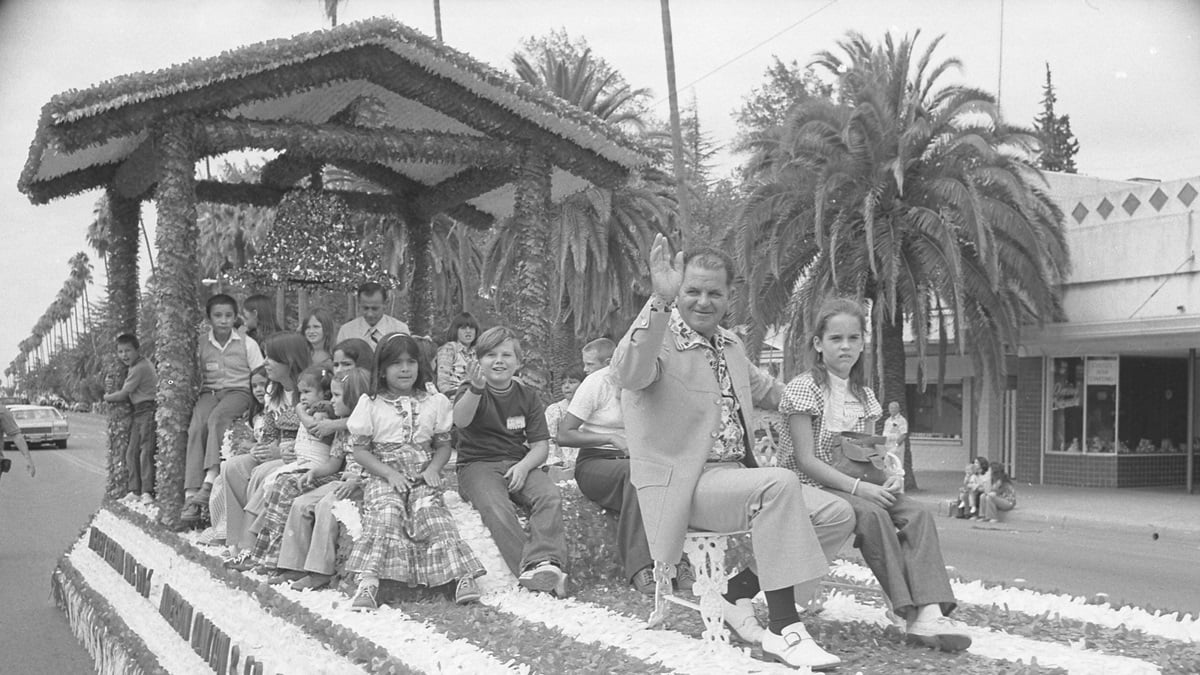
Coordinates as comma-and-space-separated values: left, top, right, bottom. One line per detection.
346, 333, 485, 611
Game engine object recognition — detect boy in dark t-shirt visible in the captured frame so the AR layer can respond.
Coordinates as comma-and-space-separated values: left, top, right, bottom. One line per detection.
454, 327, 567, 596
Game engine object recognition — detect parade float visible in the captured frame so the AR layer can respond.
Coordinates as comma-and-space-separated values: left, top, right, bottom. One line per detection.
18, 18, 1198, 674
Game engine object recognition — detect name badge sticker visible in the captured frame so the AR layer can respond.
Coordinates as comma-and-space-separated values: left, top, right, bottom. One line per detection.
506, 415, 526, 431
205, 361, 220, 372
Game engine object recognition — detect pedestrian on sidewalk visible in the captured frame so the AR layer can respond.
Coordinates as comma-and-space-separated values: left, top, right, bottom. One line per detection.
0, 401, 35, 482
777, 296, 971, 654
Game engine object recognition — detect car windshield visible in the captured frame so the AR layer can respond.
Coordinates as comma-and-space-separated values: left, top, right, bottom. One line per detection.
12, 409, 63, 421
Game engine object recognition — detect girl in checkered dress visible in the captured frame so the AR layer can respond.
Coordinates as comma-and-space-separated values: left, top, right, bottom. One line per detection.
777, 297, 971, 653
346, 333, 485, 611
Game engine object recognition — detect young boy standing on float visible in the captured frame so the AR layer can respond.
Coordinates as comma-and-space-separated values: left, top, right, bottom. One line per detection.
183, 294, 265, 522
454, 326, 568, 596
103, 333, 159, 504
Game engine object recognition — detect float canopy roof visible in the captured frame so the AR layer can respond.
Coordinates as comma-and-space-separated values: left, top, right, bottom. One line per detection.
18, 17, 650, 227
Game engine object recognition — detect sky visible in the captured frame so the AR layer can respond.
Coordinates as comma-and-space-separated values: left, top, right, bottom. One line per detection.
1, 0, 1198, 383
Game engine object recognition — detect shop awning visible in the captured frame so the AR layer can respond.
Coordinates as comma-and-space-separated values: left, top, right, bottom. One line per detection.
1019, 315, 1200, 357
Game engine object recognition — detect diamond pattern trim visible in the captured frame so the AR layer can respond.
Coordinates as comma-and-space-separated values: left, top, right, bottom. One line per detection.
1179, 183, 1197, 206
1071, 202, 1089, 223
1149, 188, 1168, 211
1097, 198, 1114, 219
1122, 193, 1141, 215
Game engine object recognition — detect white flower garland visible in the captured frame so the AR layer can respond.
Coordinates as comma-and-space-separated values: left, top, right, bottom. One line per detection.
819, 591, 1161, 675
443, 492, 799, 675
329, 498, 363, 541
67, 541, 214, 674
92, 509, 368, 675
832, 560, 1198, 643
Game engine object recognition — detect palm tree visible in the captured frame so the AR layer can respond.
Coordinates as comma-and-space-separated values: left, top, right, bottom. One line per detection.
491, 35, 674, 377
740, 31, 1069, 487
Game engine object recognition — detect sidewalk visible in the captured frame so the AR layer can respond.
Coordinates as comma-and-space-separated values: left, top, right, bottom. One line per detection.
906, 470, 1200, 544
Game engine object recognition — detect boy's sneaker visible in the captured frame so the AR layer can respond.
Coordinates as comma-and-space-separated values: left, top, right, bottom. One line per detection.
350, 583, 378, 612
140, 493, 154, 505
518, 561, 565, 594
454, 577, 482, 605
631, 566, 656, 595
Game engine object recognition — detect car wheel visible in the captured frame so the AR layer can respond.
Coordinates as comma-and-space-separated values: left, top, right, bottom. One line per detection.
56, 439, 68, 449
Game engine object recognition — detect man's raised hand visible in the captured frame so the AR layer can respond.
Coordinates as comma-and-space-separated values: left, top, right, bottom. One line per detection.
649, 233, 683, 301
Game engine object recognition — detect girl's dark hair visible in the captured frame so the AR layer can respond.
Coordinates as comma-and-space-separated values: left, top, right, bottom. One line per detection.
807, 297, 870, 404
337, 367, 372, 414
302, 309, 338, 356
262, 332, 312, 405
332, 338, 374, 370
298, 364, 334, 399
563, 364, 586, 382
373, 333, 431, 395
243, 293, 282, 341
977, 457, 991, 473
248, 365, 269, 418
990, 463, 1010, 487
445, 312, 480, 346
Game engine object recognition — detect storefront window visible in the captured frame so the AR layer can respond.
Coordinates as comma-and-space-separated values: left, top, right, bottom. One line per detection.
1084, 356, 1118, 453
1052, 357, 1083, 452
904, 383, 962, 438
1117, 357, 1188, 453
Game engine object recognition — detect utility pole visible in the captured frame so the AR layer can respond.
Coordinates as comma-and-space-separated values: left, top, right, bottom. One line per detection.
660, 0, 693, 247
434, 0, 443, 42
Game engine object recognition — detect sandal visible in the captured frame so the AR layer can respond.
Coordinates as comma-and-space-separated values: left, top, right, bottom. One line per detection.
181, 483, 212, 521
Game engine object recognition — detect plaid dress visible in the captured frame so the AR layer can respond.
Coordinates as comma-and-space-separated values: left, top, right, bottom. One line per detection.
776, 371, 882, 486
344, 392, 484, 585
248, 431, 345, 565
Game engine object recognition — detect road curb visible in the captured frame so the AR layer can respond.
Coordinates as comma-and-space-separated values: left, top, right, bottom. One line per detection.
907, 493, 1200, 546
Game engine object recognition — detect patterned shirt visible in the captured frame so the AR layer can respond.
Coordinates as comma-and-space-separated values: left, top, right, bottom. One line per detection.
777, 371, 881, 485
669, 311, 744, 462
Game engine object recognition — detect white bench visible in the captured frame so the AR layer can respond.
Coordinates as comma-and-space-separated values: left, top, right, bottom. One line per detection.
647, 530, 749, 645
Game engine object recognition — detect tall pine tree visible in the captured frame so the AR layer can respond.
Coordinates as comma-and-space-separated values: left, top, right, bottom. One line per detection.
1034, 63, 1080, 173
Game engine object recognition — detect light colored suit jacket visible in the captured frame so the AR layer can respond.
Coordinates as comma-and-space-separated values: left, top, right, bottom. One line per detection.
611, 298, 782, 563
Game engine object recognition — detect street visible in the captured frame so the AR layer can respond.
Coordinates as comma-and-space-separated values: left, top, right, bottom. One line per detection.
1, 412, 106, 675
938, 513, 1200, 616
1, 413, 1197, 674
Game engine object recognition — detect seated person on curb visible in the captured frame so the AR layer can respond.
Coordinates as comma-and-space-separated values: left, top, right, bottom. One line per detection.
978, 464, 1017, 523
778, 296, 971, 653
183, 294, 265, 523
611, 234, 853, 671
103, 333, 158, 504
454, 327, 569, 597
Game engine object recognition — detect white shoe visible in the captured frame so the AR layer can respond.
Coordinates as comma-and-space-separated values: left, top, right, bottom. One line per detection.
761, 621, 841, 670
140, 493, 154, 505
906, 614, 972, 652
721, 597, 765, 643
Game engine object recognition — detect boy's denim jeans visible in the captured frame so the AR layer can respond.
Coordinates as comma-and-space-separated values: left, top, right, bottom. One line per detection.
457, 458, 566, 576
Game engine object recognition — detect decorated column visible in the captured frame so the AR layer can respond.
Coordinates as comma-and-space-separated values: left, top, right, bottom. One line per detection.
510, 148, 553, 374
407, 217, 436, 336
152, 115, 202, 526
104, 188, 141, 499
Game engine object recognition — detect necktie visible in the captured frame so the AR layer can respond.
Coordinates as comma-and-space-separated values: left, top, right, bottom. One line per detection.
369, 328, 380, 345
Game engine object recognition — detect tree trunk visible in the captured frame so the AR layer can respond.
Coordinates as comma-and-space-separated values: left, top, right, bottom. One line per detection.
152, 116, 202, 527
407, 218, 435, 336
510, 148, 553, 376
878, 312, 917, 491
104, 187, 141, 500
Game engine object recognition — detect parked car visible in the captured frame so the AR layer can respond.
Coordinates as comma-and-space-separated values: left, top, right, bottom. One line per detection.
5, 404, 70, 449
1, 396, 30, 406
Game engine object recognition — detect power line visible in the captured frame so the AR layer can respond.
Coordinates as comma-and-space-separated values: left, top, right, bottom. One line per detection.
651, 0, 842, 107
